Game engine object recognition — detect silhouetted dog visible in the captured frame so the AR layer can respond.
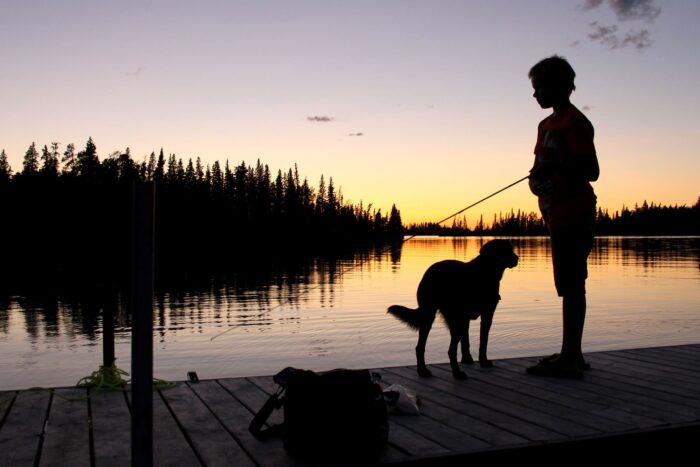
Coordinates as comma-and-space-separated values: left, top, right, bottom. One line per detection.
388, 240, 518, 379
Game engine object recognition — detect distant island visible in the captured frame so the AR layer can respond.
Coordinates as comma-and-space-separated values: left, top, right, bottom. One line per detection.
407, 200, 700, 237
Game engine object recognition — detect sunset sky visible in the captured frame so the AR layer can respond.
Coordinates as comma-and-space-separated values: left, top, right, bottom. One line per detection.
2, 0, 698, 225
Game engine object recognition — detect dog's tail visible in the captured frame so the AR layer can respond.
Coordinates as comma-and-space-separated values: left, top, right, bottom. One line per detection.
387, 305, 423, 331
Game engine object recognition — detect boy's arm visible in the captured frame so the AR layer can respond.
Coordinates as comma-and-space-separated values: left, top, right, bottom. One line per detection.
560, 116, 599, 182
563, 150, 599, 182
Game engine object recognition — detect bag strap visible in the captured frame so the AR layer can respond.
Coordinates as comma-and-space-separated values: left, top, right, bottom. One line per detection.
249, 392, 285, 440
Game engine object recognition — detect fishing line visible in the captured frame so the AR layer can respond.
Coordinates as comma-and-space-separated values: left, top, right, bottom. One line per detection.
210, 174, 530, 341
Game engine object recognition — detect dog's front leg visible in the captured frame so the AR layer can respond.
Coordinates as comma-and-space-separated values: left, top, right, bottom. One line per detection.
479, 311, 494, 368
448, 328, 468, 380
460, 321, 474, 365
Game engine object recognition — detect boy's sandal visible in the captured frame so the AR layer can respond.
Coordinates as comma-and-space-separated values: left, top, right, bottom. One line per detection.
526, 361, 584, 379
538, 353, 591, 371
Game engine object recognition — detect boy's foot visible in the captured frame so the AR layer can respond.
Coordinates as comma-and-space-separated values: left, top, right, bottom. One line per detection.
526, 360, 583, 379
539, 353, 591, 371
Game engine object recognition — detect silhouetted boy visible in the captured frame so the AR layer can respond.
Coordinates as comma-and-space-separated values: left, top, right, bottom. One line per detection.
526, 55, 599, 378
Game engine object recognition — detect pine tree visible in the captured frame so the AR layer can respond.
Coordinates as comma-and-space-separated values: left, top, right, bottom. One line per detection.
316, 175, 326, 216
61, 143, 76, 175
76, 137, 99, 177
0, 149, 13, 182
40, 144, 59, 176
388, 204, 404, 240
23, 142, 39, 175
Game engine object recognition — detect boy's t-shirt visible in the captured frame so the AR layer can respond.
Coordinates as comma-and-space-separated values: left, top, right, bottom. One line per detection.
530, 104, 598, 228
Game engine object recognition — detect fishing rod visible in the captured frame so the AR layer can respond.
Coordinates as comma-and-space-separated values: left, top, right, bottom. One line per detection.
402, 174, 530, 242
210, 174, 530, 341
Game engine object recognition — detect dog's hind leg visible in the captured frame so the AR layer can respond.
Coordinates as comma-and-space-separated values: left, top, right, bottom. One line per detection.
415, 308, 436, 378
448, 324, 468, 380
460, 321, 474, 365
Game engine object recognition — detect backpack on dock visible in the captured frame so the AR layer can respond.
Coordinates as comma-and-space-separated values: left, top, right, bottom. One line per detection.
249, 367, 389, 460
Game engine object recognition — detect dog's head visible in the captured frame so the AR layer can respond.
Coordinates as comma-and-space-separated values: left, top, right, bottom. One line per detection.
479, 240, 519, 269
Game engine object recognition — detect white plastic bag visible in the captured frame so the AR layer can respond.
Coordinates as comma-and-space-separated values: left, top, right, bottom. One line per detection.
384, 384, 420, 415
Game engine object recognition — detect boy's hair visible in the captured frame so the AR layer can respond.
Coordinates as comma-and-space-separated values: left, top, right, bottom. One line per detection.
529, 55, 576, 95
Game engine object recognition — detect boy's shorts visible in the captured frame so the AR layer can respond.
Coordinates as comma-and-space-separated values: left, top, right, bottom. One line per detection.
550, 225, 594, 297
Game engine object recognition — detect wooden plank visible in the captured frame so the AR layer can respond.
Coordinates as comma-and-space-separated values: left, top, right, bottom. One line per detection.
617, 348, 700, 371
383, 366, 567, 442
427, 365, 602, 438
382, 404, 491, 452
39, 388, 90, 467
609, 347, 700, 375
0, 389, 50, 467
494, 358, 684, 425
632, 344, 700, 357
159, 382, 256, 467
245, 375, 415, 463
501, 356, 700, 421
1, 345, 699, 467
376, 369, 529, 447
658, 345, 700, 359
151, 387, 202, 467
190, 380, 304, 467
471, 360, 666, 429
638, 344, 700, 359
90, 389, 131, 467
0, 391, 15, 424
587, 353, 700, 397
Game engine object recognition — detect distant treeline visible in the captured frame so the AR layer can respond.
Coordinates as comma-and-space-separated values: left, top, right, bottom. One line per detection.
0, 139, 403, 291
406, 201, 700, 236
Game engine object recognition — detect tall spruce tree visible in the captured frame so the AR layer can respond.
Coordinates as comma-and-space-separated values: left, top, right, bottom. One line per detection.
23, 142, 39, 175
0, 149, 12, 183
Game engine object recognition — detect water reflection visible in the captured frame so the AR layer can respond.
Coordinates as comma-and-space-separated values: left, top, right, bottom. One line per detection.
0, 236, 698, 390
1, 237, 698, 342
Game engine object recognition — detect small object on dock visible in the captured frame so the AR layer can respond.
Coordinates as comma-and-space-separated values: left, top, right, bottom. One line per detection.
187, 371, 199, 383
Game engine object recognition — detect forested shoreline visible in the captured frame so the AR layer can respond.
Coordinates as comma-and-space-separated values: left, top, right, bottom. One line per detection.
0, 138, 697, 295
0, 139, 404, 293
407, 202, 700, 237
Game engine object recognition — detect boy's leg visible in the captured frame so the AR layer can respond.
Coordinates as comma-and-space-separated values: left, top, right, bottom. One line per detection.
560, 293, 586, 366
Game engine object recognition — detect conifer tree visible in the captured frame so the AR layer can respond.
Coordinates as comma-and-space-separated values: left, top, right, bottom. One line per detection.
76, 137, 99, 177
23, 142, 39, 175
40, 144, 59, 176
61, 143, 76, 175
0, 149, 13, 182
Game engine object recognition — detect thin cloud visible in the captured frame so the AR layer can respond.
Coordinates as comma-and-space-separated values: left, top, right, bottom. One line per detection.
589, 22, 652, 49
126, 66, 147, 77
580, 0, 660, 50
307, 116, 334, 122
582, 0, 660, 21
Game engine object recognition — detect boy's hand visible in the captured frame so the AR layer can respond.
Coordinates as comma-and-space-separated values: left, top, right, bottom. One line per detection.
531, 160, 563, 177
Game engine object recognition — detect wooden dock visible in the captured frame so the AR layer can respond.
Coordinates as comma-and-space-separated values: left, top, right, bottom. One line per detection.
1, 344, 699, 466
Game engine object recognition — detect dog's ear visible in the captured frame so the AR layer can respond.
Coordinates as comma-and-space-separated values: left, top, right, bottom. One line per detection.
479, 240, 516, 263
479, 239, 509, 256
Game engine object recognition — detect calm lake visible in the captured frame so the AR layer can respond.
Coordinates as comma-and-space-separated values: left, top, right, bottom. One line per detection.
1, 236, 699, 391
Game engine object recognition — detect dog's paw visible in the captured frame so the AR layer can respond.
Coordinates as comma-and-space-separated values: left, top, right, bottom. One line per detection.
479, 359, 494, 368
452, 370, 468, 380
461, 355, 475, 365
417, 367, 432, 378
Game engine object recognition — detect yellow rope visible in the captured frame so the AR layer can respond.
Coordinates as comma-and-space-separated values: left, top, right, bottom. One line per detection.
0, 363, 176, 406
76, 364, 131, 390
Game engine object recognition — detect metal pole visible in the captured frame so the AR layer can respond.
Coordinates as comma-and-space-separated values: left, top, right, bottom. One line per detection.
131, 181, 155, 467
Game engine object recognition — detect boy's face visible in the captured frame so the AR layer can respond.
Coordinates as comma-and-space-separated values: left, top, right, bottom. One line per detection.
531, 73, 569, 110
531, 75, 555, 109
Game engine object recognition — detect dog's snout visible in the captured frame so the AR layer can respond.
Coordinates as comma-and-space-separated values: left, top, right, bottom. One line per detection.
510, 254, 519, 268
